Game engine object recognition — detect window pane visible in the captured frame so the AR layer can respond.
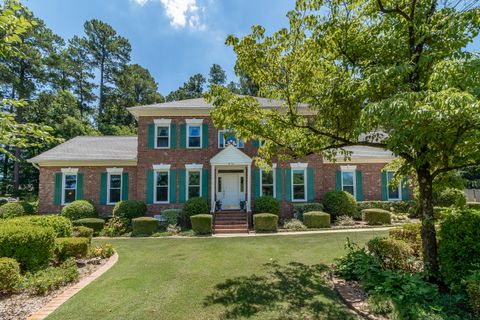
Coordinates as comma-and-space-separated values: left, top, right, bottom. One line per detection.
189, 136, 200, 147
343, 186, 354, 195
237, 139, 244, 148
110, 174, 121, 188
65, 175, 77, 189
218, 133, 225, 148
64, 189, 76, 204
262, 171, 273, 185
156, 172, 168, 186
109, 189, 121, 203
188, 171, 200, 186
218, 177, 222, 192
188, 186, 200, 198
342, 172, 354, 186
293, 171, 304, 184
293, 185, 305, 200
156, 186, 168, 202
262, 186, 274, 197
157, 137, 169, 148
157, 126, 169, 137
189, 126, 200, 137
240, 177, 244, 192
389, 186, 400, 199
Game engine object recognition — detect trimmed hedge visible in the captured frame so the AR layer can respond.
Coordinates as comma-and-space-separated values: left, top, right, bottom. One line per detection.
357, 201, 416, 215
161, 208, 182, 225
253, 196, 280, 215
73, 218, 105, 233
433, 187, 467, 208
0, 201, 35, 219
4, 215, 73, 237
389, 223, 422, 256
72, 226, 93, 241
466, 271, 480, 318
55, 237, 90, 260
322, 191, 357, 219
253, 213, 278, 232
467, 202, 480, 210
293, 202, 324, 220
0, 224, 55, 271
366, 237, 415, 271
61, 200, 97, 220
184, 197, 209, 226
190, 214, 212, 235
362, 209, 391, 225
303, 211, 331, 228
132, 217, 158, 236
0, 257, 21, 292
113, 200, 147, 220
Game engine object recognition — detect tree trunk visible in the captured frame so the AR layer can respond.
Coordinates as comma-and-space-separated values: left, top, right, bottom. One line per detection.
98, 56, 105, 122
417, 166, 439, 278
13, 63, 27, 196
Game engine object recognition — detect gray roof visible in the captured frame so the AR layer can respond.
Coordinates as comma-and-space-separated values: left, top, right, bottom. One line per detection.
334, 146, 394, 159
28, 136, 137, 163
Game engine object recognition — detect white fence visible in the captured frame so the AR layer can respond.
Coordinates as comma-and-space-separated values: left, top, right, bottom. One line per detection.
465, 189, 480, 202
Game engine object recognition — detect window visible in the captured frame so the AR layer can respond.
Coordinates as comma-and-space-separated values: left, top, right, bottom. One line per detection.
261, 169, 275, 197
218, 130, 244, 148
188, 125, 201, 148
341, 171, 355, 196
386, 171, 401, 200
187, 170, 201, 199
63, 174, 77, 204
155, 171, 169, 203
292, 169, 306, 201
156, 125, 170, 148
107, 173, 122, 204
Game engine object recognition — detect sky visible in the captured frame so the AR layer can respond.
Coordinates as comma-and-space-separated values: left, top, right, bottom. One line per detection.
25, 0, 295, 95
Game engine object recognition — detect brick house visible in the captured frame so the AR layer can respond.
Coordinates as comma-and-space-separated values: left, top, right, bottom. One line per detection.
28, 98, 409, 232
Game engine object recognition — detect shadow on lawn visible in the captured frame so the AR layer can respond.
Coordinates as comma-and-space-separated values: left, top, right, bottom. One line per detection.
204, 261, 356, 319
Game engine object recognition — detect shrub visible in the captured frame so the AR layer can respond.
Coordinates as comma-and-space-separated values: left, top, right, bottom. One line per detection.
283, 219, 307, 231
293, 202, 324, 220
132, 217, 158, 236
0, 257, 21, 292
322, 191, 357, 219
55, 237, 90, 260
303, 211, 331, 228
357, 201, 416, 216
22, 258, 79, 295
0, 224, 55, 271
335, 241, 381, 281
102, 216, 128, 236
465, 270, 480, 318
253, 213, 278, 232
161, 208, 182, 225
183, 197, 209, 225
61, 200, 97, 220
0, 201, 34, 219
190, 214, 212, 234
366, 237, 415, 271
253, 196, 280, 215
467, 202, 480, 210
72, 226, 93, 241
113, 200, 147, 220
433, 187, 467, 208
389, 223, 422, 256
73, 218, 105, 233
5, 215, 73, 237
362, 209, 391, 225
438, 209, 480, 287
335, 215, 356, 226
88, 243, 115, 259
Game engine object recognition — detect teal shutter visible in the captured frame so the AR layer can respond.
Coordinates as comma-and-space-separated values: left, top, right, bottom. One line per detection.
179, 124, 186, 148
202, 169, 209, 201
122, 172, 129, 200
402, 177, 409, 201
252, 139, 260, 148
146, 169, 154, 204
355, 170, 364, 201
77, 173, 84, 200
381, 171, 388, 201
179, 169, 186, 203
147, 123, 155, 149
335, 171, 342, 191
170, 124, 177, 149
253, 168, 260, 199
285, 169, 292, 201
275, 167, 282, 200
54, 172, 62, 205
99, 172, 107, 205
202, 123, 209, 148
307, 168, 314, 201
169, 169, 176, 203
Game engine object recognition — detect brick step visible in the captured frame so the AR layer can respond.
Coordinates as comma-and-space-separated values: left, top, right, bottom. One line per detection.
215, 216, 247, 221
216, 213, 246, 217
215, 220, 247, 225
214, 224, 248, 229
214, 228, 249, 234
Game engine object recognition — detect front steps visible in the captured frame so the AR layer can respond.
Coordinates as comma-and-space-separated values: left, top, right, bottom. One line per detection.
214, 211, 249, 234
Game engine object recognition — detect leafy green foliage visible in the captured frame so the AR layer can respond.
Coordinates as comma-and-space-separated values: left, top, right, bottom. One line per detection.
0, 257, 21, 292
303, 211, 330, 228
322, 191, 357, 219
433, 188, 467, 208
55, 237, 90, 260
357, 201, 416, 216
5, 215, 73, 237
22, 258, 79, 295
465, 270, 480, 318
72, 226, 93, 241
183, 197, 209, 226
283, 218, 307, 231
335, 215, 356, 226
0, 201, 33, 219
366, 237, 415, 271
190, 214, 212, 235
253, 213, 278, 232
102, 217, 128, 237
113, 200, 147, 220
73, 218, 105, 233
253, 196, 280, 215
389, 224, 422, 256
61, 200, 97, 220
161, 209, 182, 226
88, 243, 114, 259
362, 209, 392, 225
292, 202, 324, 220
132, 217, 158, 236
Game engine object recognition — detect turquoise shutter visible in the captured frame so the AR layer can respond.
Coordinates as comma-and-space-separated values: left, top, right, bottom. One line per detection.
275, 167, 282, 200
169, 169, 176, 203
355, 170, 364, 201
77, 173, 84, 200
202, 123, 209, 148
99, 172, 107, 205
252, 139, 260, 148
253, 168, 260, 199
202, 169, 209, 201
381, 171, 388, 201
54, 172, 62, 205
285, 169, 292, 201
147, 123, 155, 149
122, 172, 129, 200
335, 171, 342, 191
146, 169, 154, 204
179, 169, 186, 203
307, 168, 314, 201
179, 124, 186, 148
402, 177, 409, 201
170, 124, 177, 149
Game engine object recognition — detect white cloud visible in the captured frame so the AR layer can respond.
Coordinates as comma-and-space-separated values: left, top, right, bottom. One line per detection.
133, 0, 206, 30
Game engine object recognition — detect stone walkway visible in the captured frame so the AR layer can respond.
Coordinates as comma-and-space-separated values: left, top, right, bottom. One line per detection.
27, 253, 118, 320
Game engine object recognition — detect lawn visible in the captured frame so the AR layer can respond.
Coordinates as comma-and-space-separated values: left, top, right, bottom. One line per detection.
47, 231, 387, 320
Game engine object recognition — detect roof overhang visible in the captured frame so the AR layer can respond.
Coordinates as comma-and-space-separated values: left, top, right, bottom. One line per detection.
210, 145, 252, 166
27, 159, 138, 168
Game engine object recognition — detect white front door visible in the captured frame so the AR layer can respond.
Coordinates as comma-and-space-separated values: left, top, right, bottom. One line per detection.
217, 172, 245, 209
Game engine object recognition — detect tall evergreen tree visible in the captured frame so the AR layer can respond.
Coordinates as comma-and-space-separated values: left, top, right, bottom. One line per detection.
208, 63, 226, 87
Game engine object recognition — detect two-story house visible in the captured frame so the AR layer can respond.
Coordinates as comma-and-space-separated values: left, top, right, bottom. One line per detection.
28, 97, 409, 232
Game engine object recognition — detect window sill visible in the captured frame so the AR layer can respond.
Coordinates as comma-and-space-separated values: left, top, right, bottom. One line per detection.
291, 199, 307, 203
153, 201, 170, 204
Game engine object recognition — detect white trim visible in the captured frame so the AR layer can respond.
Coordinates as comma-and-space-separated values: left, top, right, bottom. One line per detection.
153, 118, 172, 125
290, 162, 308, 169
61, 172, 78, 205
61, 168, 78, 174
260, 165, 277, 198
386, 170, 402, 201
340, 170, 356, 198
154, 123, 171, 149
186, 168, 202, 201
291, 168, 307, 202
185, 118, 203, 124
185, 163, 203, 169
106, 167, 123, 174
187, 123, 202, 149
153, 169, 170, 204
106, 172, 122, 205
153, 164, 171, 170
340, 165, 357, 171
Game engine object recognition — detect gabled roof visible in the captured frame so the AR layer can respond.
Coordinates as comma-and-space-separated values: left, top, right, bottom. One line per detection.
210, 145, 253, 165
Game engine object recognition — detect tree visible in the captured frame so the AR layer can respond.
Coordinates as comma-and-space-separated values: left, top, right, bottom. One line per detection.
207, 0, 480, 278
166, 73, 206, 101
208, 63, 226, 87
82, 19, 131, 121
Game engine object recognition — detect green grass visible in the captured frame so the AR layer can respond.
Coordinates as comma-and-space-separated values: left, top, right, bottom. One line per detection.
48, 231, 386, 320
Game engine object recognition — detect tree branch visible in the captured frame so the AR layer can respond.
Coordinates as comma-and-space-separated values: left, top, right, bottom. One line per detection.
376, 0, 411, 21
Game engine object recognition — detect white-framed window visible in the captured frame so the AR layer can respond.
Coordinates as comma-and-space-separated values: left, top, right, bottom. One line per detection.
386, 171, 402, 200
154, 169, 169, 203
291, 163, 307, 202
154, 119, 171, 148
107, 169, 122, 205
187, 170, 201, 199
61, 168, 78, 205
186, 119, 202, 148
340, 165, 356, 197
260, 164, 276, 197
218, 130, 244, 148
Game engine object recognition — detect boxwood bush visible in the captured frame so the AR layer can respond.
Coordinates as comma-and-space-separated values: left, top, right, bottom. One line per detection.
113, 200, 147, 220
55, 237, 90, 260
293, 202, 324, 220
0, 224, 55, 271
253, 196, 280, 215
253, 213, 278, 232
132, 217, 158, 236
0, 257, 21, 292
5, 215, 73, 237
184, 197, 209, 226
0, 201, 35, 219
389, 223, 422, 256
362, 208, 392, 225
366, 237, 415, 271
72, 226, 93, 241
61, 200, 97, 220
73, 218, 105, 233
303, 211, 331, 228
433, 188, 467, 208
190, 214, 212, 234
357, 201, 416, 216
161, 208, 182, 225
322, 191, 357, 219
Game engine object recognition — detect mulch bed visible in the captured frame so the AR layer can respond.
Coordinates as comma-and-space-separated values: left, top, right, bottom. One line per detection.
0, 258, 108, 320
